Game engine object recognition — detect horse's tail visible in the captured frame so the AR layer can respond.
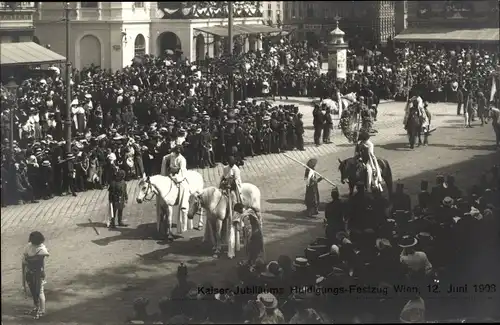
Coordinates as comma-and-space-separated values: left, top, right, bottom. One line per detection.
384, 159, 394, 198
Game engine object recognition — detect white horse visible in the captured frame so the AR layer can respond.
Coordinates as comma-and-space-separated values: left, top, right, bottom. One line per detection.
136, 172, 204, 239
186, 183, 262, 259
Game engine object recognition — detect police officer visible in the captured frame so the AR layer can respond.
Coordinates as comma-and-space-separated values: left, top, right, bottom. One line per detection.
108, 169, 128, 228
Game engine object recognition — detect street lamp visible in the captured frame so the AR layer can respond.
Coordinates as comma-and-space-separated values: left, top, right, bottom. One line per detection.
227, 1, 234, 107
64, 2, 72, 153
5, 76, 18, 168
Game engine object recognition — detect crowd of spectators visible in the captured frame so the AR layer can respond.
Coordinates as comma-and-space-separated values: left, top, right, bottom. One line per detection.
1, 38, 499, 207
124, 166, 499, 324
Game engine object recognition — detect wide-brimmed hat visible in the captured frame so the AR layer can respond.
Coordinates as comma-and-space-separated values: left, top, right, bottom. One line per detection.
442, 196, 454, 207
398, 235, 418, 248
293, 257, 310, 268
257, 292, 278, 309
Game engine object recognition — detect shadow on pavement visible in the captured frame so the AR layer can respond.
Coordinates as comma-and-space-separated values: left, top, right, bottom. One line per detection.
379, 142, 414, 151
2, 150, 499, 324
266, 198, 304, 204
86, 223, 158, 246
137, 237, 210, 264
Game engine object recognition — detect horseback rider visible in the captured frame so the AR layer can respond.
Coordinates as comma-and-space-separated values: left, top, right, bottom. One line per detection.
355, 130, 383, 192
161, 145, 187, 185
220, 156, 242, 204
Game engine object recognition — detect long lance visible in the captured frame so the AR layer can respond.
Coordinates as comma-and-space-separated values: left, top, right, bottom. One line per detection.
283, 153, 337, 187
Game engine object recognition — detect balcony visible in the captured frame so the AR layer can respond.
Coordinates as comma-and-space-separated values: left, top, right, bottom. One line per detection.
0, 2, 35, 30
0, 2, 35, 11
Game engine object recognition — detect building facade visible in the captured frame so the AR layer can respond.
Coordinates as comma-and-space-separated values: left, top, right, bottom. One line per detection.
261, 1, 282, 27
283, 1, 396, 45
0, 2, 36, 43
407, 0, 498, 29
34, 1, 265, 72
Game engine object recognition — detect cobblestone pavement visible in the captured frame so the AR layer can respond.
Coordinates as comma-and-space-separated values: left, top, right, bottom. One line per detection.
2, 99, 499, 324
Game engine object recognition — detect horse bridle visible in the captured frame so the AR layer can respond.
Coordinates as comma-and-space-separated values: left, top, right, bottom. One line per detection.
141, 177, 175, 202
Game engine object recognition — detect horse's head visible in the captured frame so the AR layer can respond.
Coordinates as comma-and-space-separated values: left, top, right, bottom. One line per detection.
338, 158, 355, 184
136, 176, 155, 203
187, 191, 203, 220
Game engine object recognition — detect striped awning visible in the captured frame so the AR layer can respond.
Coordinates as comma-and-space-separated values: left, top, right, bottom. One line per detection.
194, 24, 281, 37
1, 42, 66, 66
394, 28, 500, 43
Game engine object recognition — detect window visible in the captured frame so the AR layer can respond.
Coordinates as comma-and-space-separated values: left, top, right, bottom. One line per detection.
80, 2, 98, 8
134, 34, 146, 57
307, 4, 314, 18
134, 2, 144, 8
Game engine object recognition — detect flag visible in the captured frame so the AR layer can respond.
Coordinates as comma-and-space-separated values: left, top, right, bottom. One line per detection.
490, 76, 497, 103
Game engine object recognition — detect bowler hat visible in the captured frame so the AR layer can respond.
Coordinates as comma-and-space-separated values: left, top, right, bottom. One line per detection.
398, 235, 418, 248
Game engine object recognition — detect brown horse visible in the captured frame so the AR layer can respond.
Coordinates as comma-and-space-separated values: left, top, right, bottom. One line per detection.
338, 157, 393, 197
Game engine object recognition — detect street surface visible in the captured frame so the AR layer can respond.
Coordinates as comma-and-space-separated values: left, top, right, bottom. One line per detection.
1, 99, 499, 324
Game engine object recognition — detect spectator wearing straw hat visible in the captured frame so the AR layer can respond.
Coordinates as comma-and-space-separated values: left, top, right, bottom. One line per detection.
63, 153, 77, 197
257, 292, 285, 324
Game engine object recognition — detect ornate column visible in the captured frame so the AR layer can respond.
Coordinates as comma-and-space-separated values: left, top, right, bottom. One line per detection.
327, 19, 348, 80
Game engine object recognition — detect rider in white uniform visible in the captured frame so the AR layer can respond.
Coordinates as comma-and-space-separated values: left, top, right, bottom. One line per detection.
161, 145, 187, 184
220, 156, 242, 203
355, 130, 383, 192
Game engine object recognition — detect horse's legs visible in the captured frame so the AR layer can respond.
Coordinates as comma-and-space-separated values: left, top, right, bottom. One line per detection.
166, 206, 174, 239
214, 218, 224, 257
227, 223, 236, 259
197, 207, 205, 229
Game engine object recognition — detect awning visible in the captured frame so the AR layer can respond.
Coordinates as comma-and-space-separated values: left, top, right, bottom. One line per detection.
1, 42, 66, 66
194, 24, 282, 37
394, 28, 500, 43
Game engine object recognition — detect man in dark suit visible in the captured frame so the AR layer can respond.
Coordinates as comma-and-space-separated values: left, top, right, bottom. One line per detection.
417, 180, 431, 213
431, 175, 448, 211
391, 182, 411, 213
324, 187, 346, 242
312, 104, 324, 146
108, 169, 128, 228
446, 175, 462, 200
294, 113, 305, 150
